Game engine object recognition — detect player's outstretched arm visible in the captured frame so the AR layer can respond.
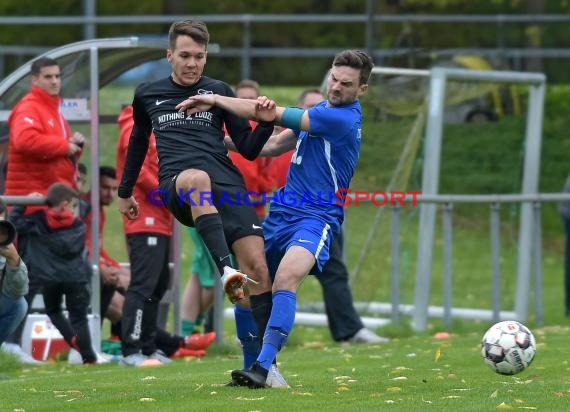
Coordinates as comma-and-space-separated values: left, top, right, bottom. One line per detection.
223, 129, 297, 157
256, 96, 311, 132
176, 94, 276, 123
177, 95, 311, 132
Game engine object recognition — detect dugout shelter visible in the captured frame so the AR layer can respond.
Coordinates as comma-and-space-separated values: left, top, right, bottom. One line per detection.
0, 37, 216, 348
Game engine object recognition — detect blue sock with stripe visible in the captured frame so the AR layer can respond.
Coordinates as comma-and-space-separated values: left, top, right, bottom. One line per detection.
257, 290, 296, 371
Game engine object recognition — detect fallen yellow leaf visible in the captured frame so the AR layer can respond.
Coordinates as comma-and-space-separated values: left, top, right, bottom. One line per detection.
142, 376, 157, 381
435, 348, 441, 362
301, 341, 325, 349
235, 396, 265, 401
496, 402, 513, 409
333, 375, 352, 382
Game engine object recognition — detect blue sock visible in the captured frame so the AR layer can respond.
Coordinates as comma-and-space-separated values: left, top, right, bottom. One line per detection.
257, 290, 296, 371
234, 305, 260, 369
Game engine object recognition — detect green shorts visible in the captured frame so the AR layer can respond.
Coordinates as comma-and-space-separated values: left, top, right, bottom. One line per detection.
188, 227, 216, 288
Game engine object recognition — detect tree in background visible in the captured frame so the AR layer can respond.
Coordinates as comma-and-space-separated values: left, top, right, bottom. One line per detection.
1, 0, 569, 84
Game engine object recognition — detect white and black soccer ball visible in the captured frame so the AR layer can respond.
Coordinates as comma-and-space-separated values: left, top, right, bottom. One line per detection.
480, 320, 536, 375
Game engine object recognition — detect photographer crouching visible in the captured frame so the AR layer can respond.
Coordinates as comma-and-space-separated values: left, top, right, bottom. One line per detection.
0, 198, 29, 346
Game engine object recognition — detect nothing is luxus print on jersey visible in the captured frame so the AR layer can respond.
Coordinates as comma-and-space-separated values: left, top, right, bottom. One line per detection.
127, 75, 252, 187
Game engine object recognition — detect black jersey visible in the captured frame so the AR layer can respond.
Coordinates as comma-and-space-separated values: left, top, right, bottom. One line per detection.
118, 75, 271, 198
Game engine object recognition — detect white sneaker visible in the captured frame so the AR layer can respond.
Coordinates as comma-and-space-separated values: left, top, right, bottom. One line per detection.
120, 352, 162, 367
68, 348, 82, 365
148, 349, 172, 364
266, 364, 289, 388
0, 343, 45, 365
349, 328, 389, 344
68, 348, 113, 365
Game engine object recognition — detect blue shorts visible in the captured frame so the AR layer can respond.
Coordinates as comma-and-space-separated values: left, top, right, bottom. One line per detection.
263, 211, 335, 279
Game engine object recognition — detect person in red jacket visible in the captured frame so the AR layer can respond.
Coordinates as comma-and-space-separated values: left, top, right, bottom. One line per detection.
1, 56, 86, 365
228, 80, 276, 219
6, 56, 85, 199
116, 106, 215, 366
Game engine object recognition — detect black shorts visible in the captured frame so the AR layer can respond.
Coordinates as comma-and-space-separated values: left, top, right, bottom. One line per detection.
159, 174, 263, 246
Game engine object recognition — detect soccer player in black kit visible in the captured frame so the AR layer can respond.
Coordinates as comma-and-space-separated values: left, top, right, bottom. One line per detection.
117, 20, 276, 372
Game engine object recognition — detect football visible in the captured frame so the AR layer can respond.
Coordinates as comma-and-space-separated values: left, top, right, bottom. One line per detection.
480, 320, 536, 375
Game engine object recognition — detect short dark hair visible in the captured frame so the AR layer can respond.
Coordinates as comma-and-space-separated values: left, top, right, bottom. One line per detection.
298, 88, 323, 105
332, 50, 374, 85
46, 183, 79, 207
99, 166, 116, 180
168, 20, 209, 51
235, 79, 260, 95
31, 57, 59, 76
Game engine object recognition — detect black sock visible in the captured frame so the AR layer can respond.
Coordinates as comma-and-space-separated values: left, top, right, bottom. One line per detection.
194, 213, 232, 274
154, 328, 182, 357
111, 320, 122, 337
250, 291, 277, 366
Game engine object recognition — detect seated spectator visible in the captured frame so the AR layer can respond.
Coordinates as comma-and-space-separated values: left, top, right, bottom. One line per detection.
83, 166, 212, 362
180, 227, 216, 337
82, 166, 130, 324
0, 199, 29, 349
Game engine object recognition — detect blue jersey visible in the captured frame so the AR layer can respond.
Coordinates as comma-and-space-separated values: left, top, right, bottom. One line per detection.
268, 99, 362, 232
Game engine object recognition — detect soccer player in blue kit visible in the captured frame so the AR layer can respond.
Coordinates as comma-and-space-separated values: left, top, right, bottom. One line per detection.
176, 49, 374, 388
